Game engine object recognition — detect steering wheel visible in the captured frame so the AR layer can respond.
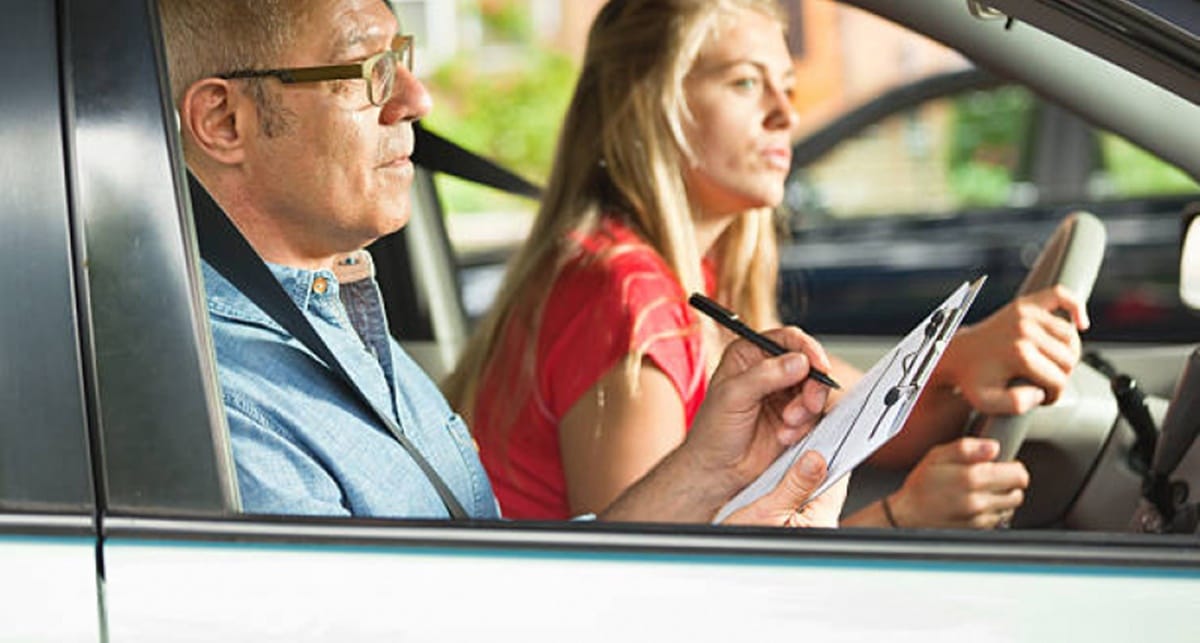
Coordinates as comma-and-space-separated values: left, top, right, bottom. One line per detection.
965, 211, 1108, 525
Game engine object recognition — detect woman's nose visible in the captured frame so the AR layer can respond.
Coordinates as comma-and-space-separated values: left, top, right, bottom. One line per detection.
764, 82, 798, 130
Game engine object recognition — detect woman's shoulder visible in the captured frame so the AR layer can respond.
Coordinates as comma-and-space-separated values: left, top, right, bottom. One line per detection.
545, 218, 689, 343
565, 215, 676, 286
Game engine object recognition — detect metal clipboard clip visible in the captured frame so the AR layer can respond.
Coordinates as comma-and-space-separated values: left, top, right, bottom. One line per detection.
826, 275, 987, 472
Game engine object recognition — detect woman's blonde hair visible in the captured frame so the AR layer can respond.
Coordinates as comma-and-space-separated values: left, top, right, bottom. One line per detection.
444, 0, 784, 419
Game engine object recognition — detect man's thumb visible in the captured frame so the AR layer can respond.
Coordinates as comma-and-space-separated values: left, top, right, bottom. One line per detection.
769, 450, 827, 509
721, 451, 829, 526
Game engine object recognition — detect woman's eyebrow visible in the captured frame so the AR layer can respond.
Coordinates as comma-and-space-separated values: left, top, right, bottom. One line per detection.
692, 58, 792, 81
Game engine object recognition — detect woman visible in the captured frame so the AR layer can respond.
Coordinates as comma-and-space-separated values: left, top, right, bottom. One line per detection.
445, 0, 1086, 527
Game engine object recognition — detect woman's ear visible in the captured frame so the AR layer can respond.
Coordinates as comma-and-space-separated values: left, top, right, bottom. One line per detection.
178, 78, 251, 166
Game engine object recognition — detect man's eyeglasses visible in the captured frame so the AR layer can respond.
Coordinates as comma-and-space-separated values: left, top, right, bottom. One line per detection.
217, 35, 414, 107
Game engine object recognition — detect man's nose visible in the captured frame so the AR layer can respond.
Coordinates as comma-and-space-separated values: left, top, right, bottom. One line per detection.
380, 66, 433, 124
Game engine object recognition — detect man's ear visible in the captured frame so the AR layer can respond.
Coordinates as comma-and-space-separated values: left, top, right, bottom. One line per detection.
178, 78, 254, 166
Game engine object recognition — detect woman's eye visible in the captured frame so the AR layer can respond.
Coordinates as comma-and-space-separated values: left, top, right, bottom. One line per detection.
731, 77, 760, 91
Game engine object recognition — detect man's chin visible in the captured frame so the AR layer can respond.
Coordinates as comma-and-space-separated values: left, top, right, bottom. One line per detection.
372, 204, 412, 239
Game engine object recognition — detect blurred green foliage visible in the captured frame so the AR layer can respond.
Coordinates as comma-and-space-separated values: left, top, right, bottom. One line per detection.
423, 46, 577, 213
1100, 134, 1200, 197
946, 86, 1031, 207
946, 84, 1198, 205
472, 0, 533, 42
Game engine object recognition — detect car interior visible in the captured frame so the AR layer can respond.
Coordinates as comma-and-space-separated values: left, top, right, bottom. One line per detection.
386, 0, 1200, 536
369, 0, 1200, 537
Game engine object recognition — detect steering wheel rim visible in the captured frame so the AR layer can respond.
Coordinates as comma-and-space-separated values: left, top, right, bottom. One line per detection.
967, 211, 1107, 458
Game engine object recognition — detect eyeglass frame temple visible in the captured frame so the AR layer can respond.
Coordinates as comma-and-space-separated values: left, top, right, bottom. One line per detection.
217, 35, 414, 104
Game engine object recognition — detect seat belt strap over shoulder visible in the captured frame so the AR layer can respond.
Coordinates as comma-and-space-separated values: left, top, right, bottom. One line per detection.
188, 173, 469, 520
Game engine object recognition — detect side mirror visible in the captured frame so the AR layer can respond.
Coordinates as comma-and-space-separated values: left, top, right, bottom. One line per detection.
1180, 203, 1200, 309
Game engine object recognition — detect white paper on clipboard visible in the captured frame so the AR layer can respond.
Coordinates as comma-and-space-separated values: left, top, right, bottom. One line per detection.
713, 276, 987, 524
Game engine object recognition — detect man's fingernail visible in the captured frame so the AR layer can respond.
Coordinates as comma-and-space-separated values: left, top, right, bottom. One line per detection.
799, 453, 822, 477
783, 354, 806, 374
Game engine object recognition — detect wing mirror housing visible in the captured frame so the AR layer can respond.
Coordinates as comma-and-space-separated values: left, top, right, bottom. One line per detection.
1180, 203, 1200, 309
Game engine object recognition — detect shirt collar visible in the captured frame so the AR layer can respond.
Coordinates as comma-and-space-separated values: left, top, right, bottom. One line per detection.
266, 249, 376, 311
202, 249, 376, 327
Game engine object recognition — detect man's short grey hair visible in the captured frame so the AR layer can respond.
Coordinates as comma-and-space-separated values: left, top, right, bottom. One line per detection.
156, 0, 320, 135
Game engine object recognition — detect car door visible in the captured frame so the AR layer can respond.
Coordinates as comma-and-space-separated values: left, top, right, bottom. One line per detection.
30, 0, 1200, 640
0, 3, 102, 641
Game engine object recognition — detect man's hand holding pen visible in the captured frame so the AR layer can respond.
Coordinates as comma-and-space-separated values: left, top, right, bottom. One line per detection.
600, 325, 841, 524
689, 326, 834, 498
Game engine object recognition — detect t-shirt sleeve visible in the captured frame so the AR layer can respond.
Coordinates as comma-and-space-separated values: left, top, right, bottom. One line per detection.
537, 251, 703, 423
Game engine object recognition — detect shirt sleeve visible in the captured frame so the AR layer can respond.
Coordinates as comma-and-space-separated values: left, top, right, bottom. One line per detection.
223, 391, 352, 517
538, 250, 702, 423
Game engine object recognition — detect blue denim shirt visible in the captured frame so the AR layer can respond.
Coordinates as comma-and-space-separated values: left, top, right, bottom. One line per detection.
202, 253, 498, 519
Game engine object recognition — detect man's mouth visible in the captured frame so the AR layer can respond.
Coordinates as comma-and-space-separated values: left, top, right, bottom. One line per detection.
380, 156, 411, 168
378, 135, 414, 170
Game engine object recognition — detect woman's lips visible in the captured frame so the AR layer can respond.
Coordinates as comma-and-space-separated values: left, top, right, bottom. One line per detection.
762, 147, 791, 171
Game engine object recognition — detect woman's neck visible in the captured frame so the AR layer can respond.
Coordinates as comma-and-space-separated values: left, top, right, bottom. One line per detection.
692, 214, 737, 256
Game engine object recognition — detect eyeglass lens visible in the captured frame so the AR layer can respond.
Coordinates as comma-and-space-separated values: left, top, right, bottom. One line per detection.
368, 39, 412, 106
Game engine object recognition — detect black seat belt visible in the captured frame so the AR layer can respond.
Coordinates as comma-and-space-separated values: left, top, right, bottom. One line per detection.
413, 122, 542, 199
188, 173, 469, 519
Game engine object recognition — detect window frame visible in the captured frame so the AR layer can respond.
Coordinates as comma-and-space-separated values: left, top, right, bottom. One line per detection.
0, 0, 93, 514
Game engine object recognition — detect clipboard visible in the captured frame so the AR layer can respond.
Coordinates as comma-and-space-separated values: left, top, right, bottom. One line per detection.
713, 276, 987, 523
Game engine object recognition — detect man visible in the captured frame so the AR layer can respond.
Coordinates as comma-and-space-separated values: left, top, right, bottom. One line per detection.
159, 0, 841, 523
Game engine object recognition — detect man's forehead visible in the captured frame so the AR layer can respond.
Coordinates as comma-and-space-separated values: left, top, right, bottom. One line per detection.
325, 0, 399, 57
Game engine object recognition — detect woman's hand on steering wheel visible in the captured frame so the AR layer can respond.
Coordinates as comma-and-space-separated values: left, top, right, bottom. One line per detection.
934, 285, 1090, 415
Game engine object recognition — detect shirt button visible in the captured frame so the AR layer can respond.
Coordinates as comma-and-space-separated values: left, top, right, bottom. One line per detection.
312, 277, 329, 295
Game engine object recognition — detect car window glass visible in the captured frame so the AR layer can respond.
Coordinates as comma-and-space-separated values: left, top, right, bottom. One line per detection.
787, 84, 1200, 227
435, 176, 536, 323
790, 87, 1031, 220
1098, 132, 1200, 198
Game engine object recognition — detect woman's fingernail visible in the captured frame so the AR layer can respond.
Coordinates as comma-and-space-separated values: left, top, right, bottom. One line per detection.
979, 440, 999, 458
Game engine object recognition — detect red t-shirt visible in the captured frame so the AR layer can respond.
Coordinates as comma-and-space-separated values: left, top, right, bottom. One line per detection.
472, 217, 712, 519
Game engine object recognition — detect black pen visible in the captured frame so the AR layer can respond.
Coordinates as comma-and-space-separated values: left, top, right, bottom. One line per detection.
688, 293, 841, 389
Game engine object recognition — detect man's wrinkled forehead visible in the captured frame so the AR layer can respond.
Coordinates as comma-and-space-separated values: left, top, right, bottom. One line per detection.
326, 0, 399, 59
